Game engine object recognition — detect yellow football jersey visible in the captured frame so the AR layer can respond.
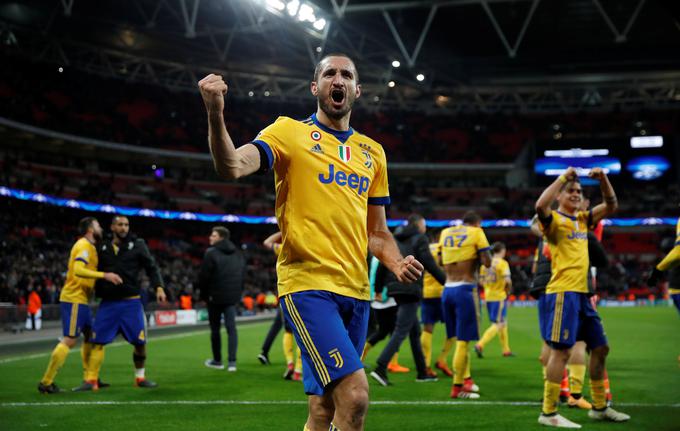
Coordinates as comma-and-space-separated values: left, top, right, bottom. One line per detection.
423, 243, 444, 299
439, 225, 490, 265
661, 217, 680, 294
59, 238, 98, 304
480, 257, 510, 301
252, 114, 390, 300
272, 242, 282, 256
541, 210, 590, 294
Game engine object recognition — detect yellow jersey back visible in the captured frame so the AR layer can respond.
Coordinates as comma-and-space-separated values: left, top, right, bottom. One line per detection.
480, 257, 510, 301
59, 237, 98, 304
252, 114, 390, 300
439, 225, 490, 265
423, 243, 443, 298
542, 210, 590, 294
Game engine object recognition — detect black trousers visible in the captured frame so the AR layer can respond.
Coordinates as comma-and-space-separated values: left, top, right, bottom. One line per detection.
376, 302, 427, 375
208, 303, 238, 363
260, 307, 292, 355
367, 305, 397, 346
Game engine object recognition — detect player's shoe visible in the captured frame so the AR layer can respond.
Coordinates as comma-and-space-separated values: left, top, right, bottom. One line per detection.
462, 378, 480, 393
204, 359, 225, 370
135, 378, 158, 388
588, 407, 630, 422
257, 353, 270, 365
283, 363, 294, 380
415, 373, 438, 383
474, 344, 484, 358
502, 351, 516, 357
227, 362, 237, 372
567, 396, 592, 410
292, 371, 302, 381
387, 362, 410, 373
369, 368, 391, 386
72, 380, 99, 392
538, 413, 582, 428
435, 360, 453, 377
38, 382, 61, 394
97, 379, 111, 389
450, 385, 480, 399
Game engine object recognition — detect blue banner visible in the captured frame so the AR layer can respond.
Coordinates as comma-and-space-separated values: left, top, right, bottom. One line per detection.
0, 186, 675, 227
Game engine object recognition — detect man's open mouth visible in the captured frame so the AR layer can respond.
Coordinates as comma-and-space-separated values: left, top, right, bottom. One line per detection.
331, 89, 345, 104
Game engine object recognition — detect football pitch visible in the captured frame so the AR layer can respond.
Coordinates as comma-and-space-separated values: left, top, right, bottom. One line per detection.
1, 307, 678, 430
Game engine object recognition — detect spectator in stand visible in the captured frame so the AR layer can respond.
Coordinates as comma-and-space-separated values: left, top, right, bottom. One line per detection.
197, 226, 245, 372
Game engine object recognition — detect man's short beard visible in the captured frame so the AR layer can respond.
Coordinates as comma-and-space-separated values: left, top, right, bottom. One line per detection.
318, 97, 353, 121
93, 231, 102, 242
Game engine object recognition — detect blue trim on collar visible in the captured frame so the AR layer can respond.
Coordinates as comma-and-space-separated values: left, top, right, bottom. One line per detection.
556, 210, 577, 221
311, 113, 354, 144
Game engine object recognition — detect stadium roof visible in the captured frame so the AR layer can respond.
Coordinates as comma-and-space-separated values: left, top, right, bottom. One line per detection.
2, 0, 680, 112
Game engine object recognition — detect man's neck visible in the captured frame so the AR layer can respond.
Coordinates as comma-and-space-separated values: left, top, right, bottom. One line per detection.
557, 205, 577, 216
315, 108, 351, 131
113, 236, 122, 246
84, 233, 95, 244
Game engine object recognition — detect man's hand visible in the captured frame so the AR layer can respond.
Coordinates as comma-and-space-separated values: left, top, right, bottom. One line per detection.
393, 255, 424, 283
198, 74, 228, 113
588, 167, 606, 181
563, 166, 578, 181
156, 287, 167, 303
103, 272, 123, 285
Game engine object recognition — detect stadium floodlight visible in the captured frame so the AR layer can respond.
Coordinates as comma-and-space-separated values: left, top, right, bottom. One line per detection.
388, 81, 395, 88
416, 73, 425, 81
391, 60, 400, 68
254, 0, 329, 38
544, 149, 609, 158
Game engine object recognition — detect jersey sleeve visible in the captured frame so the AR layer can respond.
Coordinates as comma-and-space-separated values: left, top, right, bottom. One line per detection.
476, 228, 490, 253
72, 241, 92, 265
367, 145, 390, 205
250, 117, 292, 171
540, 210, 559, 240
499, 259, 511, 279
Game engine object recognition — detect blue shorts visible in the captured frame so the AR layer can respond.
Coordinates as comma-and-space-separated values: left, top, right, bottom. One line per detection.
60, 302, 92, 338
421, 298, 443, 324
92, 298, 147, 345
486, 300, 508, 324
280, 291, 369, 396
441, 283, 480, 342
541, 292, 607, 350
537, 294, 547, 339
672, 293, 680, 314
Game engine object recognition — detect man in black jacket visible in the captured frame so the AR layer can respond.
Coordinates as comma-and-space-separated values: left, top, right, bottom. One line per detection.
84, 216, 167, 390
198, 226, 245, 372
370, 214, 447, 386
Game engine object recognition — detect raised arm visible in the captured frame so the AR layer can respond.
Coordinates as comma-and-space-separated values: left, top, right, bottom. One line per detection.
535, 166, 577, 219
588, 167, 618, 225
367, 205, 423, 283
198, 74, 261, 179
263, 231, 283, 250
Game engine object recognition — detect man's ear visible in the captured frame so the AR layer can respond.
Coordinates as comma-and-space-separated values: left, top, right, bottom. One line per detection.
311, 81, 318, 97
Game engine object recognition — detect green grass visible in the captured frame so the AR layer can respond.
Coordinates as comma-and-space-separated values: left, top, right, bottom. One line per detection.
1, 307, 679, 430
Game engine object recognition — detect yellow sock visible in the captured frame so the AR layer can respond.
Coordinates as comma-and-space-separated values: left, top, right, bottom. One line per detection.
542, 381, 561, 414
590, 379, 607, 410
390, 352, 399, 366
81, 341, 93, 381
464, 352, 471, 379
499, 326, 511, 354
542, 366, 547, 382
86, 344, 105, 381
41, 342, 70, 385
453, 341, 468, 385
478, 324, 498, 349
283, 332, 294, 364
303, 425, 312, 431
361, 342, 372, 361
436, 337, 455, 364
568, 364, 586, 395
294, 347, 303, 373
420, 331, 433, 367
329, 423, 340, 431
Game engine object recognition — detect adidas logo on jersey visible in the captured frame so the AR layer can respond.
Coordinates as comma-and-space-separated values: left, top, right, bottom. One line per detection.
310, 143, 324, 154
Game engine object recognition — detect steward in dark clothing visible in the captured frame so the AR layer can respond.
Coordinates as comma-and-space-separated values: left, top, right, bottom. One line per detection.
371, 215, 446, 384
198, 227, 245, 370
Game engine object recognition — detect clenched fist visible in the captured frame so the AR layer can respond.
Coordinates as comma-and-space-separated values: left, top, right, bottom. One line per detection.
563, 166, 578, 181
198, 74, 228, 113
588, 167, 605, 181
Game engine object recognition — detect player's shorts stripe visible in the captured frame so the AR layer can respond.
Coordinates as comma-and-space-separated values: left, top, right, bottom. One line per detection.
284, 296, 331, 386
69, 303, 78, 337
497, 300, 504, 322
473, 287, 481, 339
551, 293, 564, 342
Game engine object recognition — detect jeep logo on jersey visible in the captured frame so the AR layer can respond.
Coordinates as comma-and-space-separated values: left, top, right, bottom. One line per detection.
338, 145, 351, 163
319, 164, 370, 196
